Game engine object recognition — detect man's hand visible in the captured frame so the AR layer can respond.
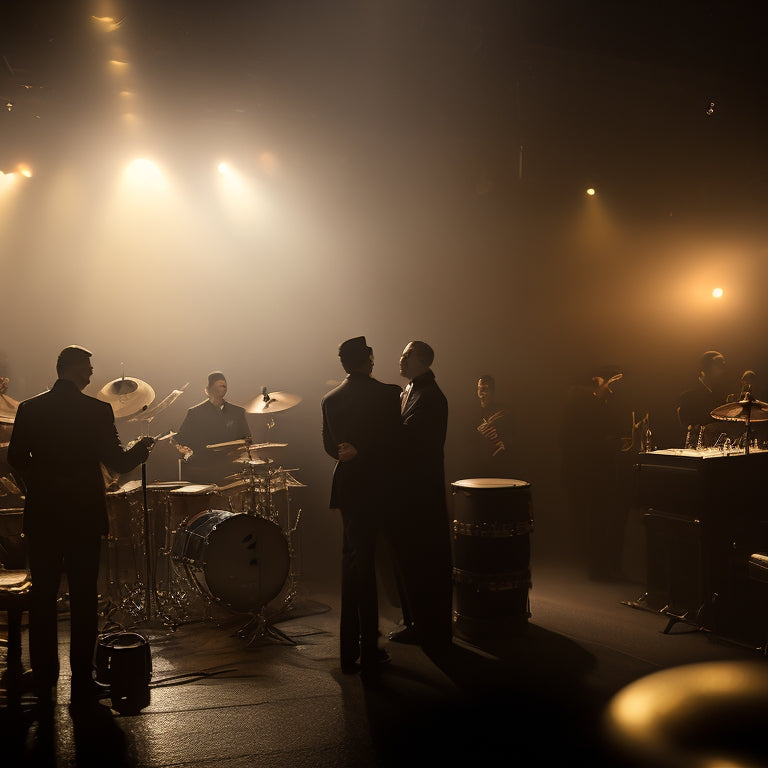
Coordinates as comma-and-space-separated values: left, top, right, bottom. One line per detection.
337, 442, 358, 462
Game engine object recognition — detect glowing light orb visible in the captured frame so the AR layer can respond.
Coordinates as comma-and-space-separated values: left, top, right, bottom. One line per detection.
586, 188, 596, 197
712, 287, 723, 299
124, 158, 164, 188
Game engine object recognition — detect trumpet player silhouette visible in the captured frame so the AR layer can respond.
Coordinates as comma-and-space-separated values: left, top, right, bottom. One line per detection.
472, 375, 513, 477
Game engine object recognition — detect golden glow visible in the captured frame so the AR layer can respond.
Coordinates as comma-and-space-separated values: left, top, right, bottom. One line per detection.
91, 15, 123, 32
259, 152, 280, 176
218, 162, 230, 175
19, 165, 33, 178
586, 187, 596, 196
109, 59, 130, 73
712, 287, 724, 298
124, 158, 166, 189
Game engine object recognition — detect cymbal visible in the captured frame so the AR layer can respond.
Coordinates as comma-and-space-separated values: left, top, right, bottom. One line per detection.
244, 391, 302, 415
206, 439, 250, 451
128, 384, 188, 423
711, 398, 768, 422
247, 442, 288, 450
0, 393, 18, 424
97, 377, 155, 419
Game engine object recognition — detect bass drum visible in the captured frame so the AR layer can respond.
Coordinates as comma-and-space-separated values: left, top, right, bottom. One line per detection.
172, 509, 289, 613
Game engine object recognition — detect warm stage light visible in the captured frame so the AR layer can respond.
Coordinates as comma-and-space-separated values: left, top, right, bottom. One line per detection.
218, 162, 230, 175
712, 287, 723, 298
124, 158, 165, 188
19, 165, 32, 178
586, 187, 596, 197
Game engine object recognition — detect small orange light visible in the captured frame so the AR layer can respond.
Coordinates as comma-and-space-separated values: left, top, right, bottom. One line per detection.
712, 287, 723, 298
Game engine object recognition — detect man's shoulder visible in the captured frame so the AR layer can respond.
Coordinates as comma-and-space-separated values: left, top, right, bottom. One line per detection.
186, 399, 211, 414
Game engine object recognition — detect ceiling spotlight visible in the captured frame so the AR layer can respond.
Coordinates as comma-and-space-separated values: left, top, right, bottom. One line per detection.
218, 162, 229, 175
586, 187, 596, 197
712, 287, 723, 299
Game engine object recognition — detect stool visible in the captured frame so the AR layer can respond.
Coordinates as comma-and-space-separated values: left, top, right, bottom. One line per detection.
0, 569, 32, 673
747, 552, 768, 654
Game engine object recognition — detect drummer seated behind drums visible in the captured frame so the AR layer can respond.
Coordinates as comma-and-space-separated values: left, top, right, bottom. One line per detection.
174, 372, 251, 485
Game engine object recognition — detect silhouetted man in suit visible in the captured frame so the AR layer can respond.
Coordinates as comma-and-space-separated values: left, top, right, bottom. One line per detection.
321, 336, 402, 684
8, 345, 154, 707
392, 340, 452, 656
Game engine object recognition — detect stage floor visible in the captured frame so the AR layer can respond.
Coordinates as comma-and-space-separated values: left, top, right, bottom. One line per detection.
1, 561, 765, 767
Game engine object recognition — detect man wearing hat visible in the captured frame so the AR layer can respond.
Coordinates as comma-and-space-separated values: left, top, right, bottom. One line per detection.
8, 345, 154, 707
321, 336, 402, 684
175, 371, 251, 484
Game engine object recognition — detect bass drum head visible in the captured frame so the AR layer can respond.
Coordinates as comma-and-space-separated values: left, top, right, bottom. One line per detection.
191, 511, 290, 613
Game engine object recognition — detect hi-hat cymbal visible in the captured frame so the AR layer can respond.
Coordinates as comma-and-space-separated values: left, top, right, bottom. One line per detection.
97, 377, 155, 419
244, 391, 302, 414
711, 398, 768, 422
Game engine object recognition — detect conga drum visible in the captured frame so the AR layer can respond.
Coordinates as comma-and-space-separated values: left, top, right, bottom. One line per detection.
451, 478, 533, 645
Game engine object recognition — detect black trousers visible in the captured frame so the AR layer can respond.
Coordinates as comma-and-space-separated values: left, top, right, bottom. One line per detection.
26, 530, 102, 690
339, 508, 380, 668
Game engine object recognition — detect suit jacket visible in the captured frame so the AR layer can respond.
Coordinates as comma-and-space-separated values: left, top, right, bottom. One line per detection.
8, 379, 149, 538
400, 370, 448, 512
177, 399, 251, 453
321, 373, 402, 511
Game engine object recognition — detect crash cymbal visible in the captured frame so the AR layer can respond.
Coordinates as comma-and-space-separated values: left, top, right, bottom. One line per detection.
711, 398, 768, 422
247, 442, 288, 450
0, 393, 18, 424
128, 384, 189, 422
97, 377, 155, 419
244, 391, 302, 414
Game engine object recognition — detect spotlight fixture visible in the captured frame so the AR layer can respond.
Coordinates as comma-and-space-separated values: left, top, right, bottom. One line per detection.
712, 287, 723, 299
586, 187, 596, 197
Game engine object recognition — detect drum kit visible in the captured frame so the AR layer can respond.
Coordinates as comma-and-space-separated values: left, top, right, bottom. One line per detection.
91, 374, 308, 642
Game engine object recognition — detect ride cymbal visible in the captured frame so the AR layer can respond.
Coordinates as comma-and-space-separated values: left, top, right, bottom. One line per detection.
97, 377, 155, 419
710, 398, 768, 422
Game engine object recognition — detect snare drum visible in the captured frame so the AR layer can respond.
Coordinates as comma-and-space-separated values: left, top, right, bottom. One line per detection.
172, 509, 290, 612
168, 484, 227, 533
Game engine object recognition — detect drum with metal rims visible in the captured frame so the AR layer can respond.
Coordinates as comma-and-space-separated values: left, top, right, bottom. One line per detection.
106, 479, 144, 541
172, 509, 290, 613
168, 483, 227, 533
451, 477, 533, 645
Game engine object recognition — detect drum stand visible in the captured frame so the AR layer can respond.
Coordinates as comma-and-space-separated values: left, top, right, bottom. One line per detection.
236, 609, 297, 647
124, 463, 177, 631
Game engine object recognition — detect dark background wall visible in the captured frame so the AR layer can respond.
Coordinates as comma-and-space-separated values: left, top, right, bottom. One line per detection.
2, 1, 767, 581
